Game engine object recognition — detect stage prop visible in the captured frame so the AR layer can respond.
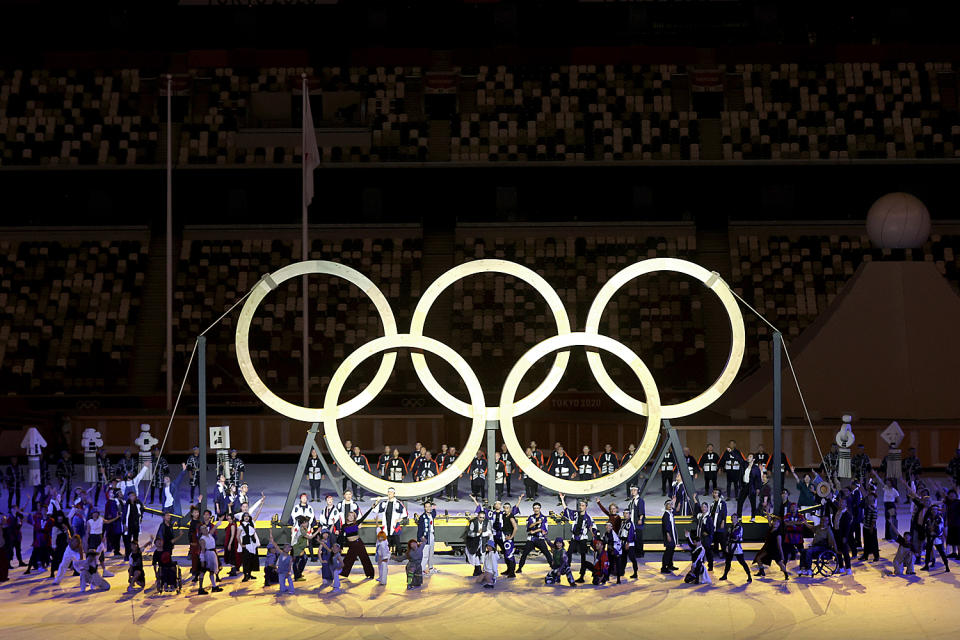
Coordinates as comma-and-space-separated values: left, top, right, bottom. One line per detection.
209, 425, 231, 481
81, 427, 103, 483
881, 420, 905, 480
836, 415, 855, 479
20, 427, 46, 488
234, 258, 746, 511
134, 423, 158, 474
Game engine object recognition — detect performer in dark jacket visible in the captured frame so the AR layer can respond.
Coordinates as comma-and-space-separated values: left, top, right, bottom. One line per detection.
469, 453, 487, 500
516, 502, 552, 573
693, 501, 716, 571
719, 441, 745, 499
661, 500, 678, 573
718, 514, 752, 582
306, 448, 324, 501
598, 445, 619, 497
660, 450, 676, 496
699, 444, 721, 495
709, 489, 728, 556
736, 454, 762, 521
520, 446, 542, 502
559, 492, 596, 582
624, 485, 646, 561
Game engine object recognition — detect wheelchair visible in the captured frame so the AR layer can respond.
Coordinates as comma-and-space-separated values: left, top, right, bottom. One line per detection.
811, 549, 840, 577
154, 551, 183, 594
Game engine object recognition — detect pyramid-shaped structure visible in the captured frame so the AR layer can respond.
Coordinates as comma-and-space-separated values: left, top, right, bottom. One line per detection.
721, 261, 960, 421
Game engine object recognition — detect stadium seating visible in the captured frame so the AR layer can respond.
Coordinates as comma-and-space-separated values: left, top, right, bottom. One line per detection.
171, 229, 423, 396
0, 233, 147, 393
2, 62, 958, 166
452, 227, 706, 394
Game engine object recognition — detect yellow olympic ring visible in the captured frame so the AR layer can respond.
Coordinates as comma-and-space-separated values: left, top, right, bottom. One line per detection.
584, 257, 745, 420
235, 260, 398, 422
499, 332, 662, 496
322, 334, 486, 500
409, 259, 572, 421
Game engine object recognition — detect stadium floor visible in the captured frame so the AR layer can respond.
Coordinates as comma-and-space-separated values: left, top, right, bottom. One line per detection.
0, 538, 956, 640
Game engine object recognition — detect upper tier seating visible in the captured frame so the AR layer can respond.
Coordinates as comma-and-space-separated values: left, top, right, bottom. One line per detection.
2, 62, 956, 166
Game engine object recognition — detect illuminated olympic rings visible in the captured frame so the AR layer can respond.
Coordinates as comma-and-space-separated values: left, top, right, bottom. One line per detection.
234, 258, 745, 497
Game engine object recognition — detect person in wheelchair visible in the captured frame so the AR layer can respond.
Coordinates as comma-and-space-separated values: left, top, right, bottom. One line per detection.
798, 518, 838, 577
155, 550, 182, 593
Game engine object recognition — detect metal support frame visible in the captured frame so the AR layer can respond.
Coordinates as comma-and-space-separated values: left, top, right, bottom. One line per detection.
281, 423, 340, 523
485, 420, 498, 504
772, 331, 783, 516
197, 336, 208, 514
638, 419, 697, 513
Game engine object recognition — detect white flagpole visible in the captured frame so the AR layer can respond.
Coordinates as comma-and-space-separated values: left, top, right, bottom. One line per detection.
166, 73, 173, 412
302, 74, 310, 407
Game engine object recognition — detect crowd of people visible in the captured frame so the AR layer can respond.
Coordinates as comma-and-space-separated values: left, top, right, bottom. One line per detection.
1, 442, 959, 596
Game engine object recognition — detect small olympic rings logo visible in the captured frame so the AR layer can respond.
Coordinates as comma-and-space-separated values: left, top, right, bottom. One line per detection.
235, 258, 745, 499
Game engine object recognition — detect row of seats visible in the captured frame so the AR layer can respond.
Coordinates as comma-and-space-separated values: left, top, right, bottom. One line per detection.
171, 235, 423, 396
2, 62, 957, 165
4, 226, 957, 396
448, 232, 707, 394
0, 238, 146, 393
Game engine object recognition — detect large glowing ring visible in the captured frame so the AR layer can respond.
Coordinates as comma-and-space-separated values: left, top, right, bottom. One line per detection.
323, 334, 486, 499
584, 258, 745, 420
499, 332, 662, 496
235, 260, 398, 422
409, 259, 572, 421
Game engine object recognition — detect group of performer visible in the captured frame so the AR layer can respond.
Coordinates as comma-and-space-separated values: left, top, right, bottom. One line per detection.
3, 443, 959, 595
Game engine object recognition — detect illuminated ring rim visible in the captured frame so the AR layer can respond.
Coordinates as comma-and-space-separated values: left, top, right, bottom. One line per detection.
235, 260, 398, 422
323, 334, 486, 500
584, 257, 745, 420
409, 259, 572, 421
499, 332, 662, 496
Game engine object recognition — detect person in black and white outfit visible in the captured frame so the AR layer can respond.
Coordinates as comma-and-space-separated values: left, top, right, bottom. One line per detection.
720, 441, 744, 499
375, 487, 407, 555
699, 444, 721, 495
661, 499, 678, 573
625, 485, 646, 560
149, 447, 168, 506
737, 453, 762, 522
122, 490, 144, 561
306, 449, 324, 502
336, 490, 360, 526
316, 495, 340, 535
709, 488, 728, 557
576, 446, 598, 485
719, 513, 752, 582
238, 512, 260, 582
443, 446, 459, 501
185, 447, 201, 503
386, 449, 408, 484
559, 492, 596, 583
418, 501, 438, 574
377, 446, 392, 481
598, 444, 619, 497
521, 446, 542, 502
516, 501, 552, 573
469, 452, 487, 500
499, 443, 515, 498
660, 450, 676, 496
464, 508, 492, 576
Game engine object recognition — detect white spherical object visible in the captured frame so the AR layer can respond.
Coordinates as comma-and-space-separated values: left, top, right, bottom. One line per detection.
866, 192, 931, 249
